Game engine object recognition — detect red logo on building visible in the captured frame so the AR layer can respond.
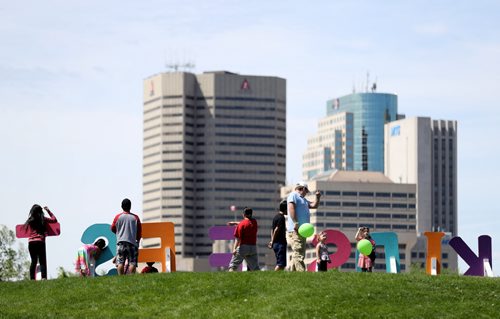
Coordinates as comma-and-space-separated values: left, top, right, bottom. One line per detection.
241, 79, 250, 91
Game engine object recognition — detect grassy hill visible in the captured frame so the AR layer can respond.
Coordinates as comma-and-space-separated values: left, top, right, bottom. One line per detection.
0, 271, 499, 318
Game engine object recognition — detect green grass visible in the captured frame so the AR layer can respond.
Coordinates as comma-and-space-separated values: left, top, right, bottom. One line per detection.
0, 271, 499, 318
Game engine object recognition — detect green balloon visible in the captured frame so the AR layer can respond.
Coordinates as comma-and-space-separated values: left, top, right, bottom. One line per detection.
357, 239, 372, 256
298, 223, 314, 238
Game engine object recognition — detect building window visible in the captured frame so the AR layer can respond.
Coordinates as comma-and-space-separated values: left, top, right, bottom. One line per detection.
342, 191, 358, 196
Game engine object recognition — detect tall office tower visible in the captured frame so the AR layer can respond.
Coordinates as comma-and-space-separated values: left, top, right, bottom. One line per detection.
326, 92, 398, 172
143, 71, 286, 271
385, 117, 458, 270
302, 112, 354, 180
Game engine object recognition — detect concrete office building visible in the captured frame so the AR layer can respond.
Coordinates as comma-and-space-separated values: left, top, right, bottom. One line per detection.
385, 117, 458, 270
326, 92, 399, 172
143, 71, 286, 271
302, 112, 354, 180
281, 170, 418, 272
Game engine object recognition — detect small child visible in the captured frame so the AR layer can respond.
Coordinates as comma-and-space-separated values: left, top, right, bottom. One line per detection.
75, 239, 107, 277
315, 231, 331, 272
141, 262, 159, 274
355, 226, 376, 272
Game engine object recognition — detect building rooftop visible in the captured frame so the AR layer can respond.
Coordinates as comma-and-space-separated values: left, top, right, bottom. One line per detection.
312, 169, 394, 184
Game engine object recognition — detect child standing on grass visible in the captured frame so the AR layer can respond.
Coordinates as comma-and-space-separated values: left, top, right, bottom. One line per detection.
355, 226, 376, 272
24, 205, 58, 280
228, 207, 260, 271
75, 239, 107, 277
268, 199, 287, 271
315, 231, 331, 272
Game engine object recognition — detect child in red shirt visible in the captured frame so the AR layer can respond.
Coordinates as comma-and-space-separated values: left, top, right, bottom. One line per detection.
228, 207, 260, 271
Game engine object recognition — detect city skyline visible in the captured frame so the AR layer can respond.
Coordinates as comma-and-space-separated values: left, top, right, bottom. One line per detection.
1, 1, 499, 276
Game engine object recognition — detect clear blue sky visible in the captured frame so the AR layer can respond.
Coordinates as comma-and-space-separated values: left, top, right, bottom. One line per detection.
1, 1, 499, 277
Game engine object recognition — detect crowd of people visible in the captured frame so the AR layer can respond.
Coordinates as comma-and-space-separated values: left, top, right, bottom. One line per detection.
227, 181, 376, 272
22, 182, 377, 279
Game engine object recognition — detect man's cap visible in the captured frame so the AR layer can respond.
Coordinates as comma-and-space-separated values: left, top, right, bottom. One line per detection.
295, 181, 309, 191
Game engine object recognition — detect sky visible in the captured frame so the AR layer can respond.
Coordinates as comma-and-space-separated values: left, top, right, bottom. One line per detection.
1, 1, 499, 277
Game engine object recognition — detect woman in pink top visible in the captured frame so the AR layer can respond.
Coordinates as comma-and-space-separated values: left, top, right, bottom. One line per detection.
23, 204, 58, 280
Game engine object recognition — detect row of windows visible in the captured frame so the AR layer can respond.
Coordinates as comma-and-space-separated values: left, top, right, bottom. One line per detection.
194, 160, 283, 166
214, 150, 281, 157
215, 114, 285, 122
412, 252, 449, 259
215, 123, 279, 130
144, 94, 283, 105
325, 191, 415, 198
314, 222, 415, 230
323, 201, 415, 209
315, 212, 415, 219
215, 142, 285, 149
214, 132, 285, 139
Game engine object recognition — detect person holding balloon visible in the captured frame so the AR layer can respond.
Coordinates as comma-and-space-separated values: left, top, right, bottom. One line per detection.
286, 181, 321, 272
355, 226, 376, 272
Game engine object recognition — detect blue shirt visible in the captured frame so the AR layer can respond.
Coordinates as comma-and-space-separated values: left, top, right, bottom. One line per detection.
286, 192, 311, 232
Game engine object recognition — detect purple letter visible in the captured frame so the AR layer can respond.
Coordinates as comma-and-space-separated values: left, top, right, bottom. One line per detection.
449, 235, 492, 276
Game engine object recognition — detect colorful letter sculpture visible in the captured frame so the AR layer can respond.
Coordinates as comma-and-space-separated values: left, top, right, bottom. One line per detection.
81, 222, 176, 275
307, 229, 351, 272
81, 223, 117, 276
424, 232, 445, 275
77, 222, 495, 277
137, 222, 176, 272
208, 225, 242, 271
15, 222, 61, 238
449, 235, 492, 276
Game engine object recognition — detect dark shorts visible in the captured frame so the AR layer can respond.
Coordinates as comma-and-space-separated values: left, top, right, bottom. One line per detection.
272, 242, 287, 268
116, 241, 138, 266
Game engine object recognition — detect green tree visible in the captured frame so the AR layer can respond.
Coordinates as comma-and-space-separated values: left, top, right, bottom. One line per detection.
0, 224, 29, 281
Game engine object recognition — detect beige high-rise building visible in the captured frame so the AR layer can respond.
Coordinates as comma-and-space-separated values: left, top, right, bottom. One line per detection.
302, 112, 354, 180
385, 117, 458, 270
143, 71, 286, 271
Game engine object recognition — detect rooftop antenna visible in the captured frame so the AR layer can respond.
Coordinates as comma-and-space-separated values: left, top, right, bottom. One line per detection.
366, 71, 370, 93
165, 61, 195, 72
165, 50, 196, 72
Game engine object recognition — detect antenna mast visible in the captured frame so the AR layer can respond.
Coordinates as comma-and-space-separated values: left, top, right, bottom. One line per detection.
165, 62, 195, 72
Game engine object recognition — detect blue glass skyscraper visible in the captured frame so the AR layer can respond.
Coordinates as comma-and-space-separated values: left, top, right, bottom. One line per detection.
326, 92, 398, 172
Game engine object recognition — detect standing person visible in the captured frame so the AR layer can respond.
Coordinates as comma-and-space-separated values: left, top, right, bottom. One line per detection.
228, 207, 260, 271
75, 239, 107, 277
268, 199, 287, 271
23, 204, 58, 280
286, 182, 321, 271
355, 226, 376, 272
315, 231, 331, 272
111, 198, 142, 275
